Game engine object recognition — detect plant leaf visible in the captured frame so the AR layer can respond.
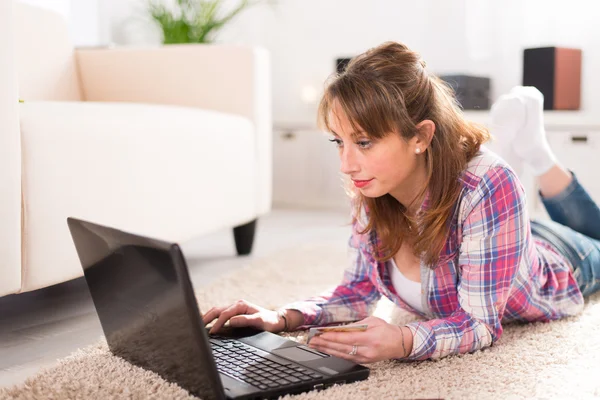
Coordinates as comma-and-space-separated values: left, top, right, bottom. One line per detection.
148, 0, 275, 44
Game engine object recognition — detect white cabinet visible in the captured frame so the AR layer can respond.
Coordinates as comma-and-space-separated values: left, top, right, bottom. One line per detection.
273, 128, 350, 210
509, 129, 600, 221
272, 129, 309, 206
546, 129, 600, 206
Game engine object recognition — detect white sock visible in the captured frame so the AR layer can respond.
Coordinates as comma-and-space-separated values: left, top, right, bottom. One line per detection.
510, 86, 557, 176
489, 92, 525, 177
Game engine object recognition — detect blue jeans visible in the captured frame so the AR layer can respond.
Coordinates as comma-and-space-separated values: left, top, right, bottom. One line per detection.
530, 172, 600, 297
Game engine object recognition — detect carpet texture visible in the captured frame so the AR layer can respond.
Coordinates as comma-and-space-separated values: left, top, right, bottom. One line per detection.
1, 241, 599, 399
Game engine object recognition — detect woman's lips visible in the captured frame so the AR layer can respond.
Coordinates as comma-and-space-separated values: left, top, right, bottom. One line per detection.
352, 179, 373, 188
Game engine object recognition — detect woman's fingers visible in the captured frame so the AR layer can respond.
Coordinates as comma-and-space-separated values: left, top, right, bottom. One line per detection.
317, 332, 364, 345
309, 337, 352, 354
202, 307, 221, 326
229, 314, 261, 329
309, 340, 368, 363
208, 300, 252, 333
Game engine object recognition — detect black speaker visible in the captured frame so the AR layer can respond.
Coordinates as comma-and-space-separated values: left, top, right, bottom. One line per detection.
335, 58, 352, 74
439, 75, 491, 110
523, 47, 582, 110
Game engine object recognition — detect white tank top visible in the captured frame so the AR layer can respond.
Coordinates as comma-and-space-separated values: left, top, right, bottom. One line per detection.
388, 257, 425, 313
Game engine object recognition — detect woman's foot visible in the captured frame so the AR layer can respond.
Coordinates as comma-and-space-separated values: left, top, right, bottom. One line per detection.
490, 86, 557, 176
510, 86, 557, 176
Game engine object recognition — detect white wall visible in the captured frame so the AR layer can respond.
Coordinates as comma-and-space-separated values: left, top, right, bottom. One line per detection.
462, 0, 598, 115
239, 0, 598, 125
19, 0, 70, 17
30, 0, 600, 125
97, 0, 472, 125
70, 0, 100, 46
19, 0, 100, 46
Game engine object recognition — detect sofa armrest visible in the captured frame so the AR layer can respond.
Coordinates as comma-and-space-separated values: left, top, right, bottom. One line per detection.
0, 0, 23, 296
19, 101, 258, 292
75, 44, 272, 214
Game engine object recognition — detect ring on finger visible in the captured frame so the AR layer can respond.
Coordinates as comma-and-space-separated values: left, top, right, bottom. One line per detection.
349, 344, 358, 356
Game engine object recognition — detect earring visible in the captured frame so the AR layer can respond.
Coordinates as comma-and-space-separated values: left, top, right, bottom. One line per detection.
415, 148, 421, 154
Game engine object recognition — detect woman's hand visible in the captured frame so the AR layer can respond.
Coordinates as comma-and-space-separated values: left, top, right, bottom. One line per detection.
307, 316, 412, 363
202, 299, 284, 334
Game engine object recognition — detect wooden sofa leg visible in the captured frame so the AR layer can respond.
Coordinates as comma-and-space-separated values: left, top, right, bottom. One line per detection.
233, 219, 257, 256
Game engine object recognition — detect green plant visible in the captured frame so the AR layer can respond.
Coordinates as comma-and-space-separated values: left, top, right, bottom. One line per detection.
148, 0, 271, 44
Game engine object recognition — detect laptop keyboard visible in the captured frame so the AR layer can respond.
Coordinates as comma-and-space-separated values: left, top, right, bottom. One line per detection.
209, 338, 324, 391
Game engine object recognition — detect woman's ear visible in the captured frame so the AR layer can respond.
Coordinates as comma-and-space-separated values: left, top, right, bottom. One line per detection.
414, 120, 435, 152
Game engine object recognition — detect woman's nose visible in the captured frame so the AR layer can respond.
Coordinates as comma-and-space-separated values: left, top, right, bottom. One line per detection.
339, 147, 359, 175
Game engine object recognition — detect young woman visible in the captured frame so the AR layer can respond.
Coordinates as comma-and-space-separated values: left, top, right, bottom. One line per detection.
203, 41, 600, 363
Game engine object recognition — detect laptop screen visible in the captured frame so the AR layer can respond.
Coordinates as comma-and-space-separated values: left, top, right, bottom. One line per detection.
68, 219, 224, 399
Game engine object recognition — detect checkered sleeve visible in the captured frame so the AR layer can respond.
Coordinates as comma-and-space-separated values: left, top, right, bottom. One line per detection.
281, 215, 382, 328
405, 166, 527, 360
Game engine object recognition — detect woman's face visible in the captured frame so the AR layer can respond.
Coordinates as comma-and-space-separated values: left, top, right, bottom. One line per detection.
328, 101, 428, 206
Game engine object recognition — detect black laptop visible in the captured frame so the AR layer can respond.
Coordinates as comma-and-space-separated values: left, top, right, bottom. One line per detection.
67, 217, 370, 400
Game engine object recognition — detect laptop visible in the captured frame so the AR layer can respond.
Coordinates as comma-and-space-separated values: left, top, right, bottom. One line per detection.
67, 217, 370, 400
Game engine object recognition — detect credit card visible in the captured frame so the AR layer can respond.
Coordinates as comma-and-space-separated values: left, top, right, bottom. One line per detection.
307, 323, 368, 344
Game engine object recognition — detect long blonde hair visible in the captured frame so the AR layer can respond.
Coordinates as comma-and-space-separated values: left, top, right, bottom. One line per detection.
317, 41, 490, 267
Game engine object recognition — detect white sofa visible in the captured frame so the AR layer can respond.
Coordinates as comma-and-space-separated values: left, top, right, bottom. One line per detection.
0, 1, 272, 297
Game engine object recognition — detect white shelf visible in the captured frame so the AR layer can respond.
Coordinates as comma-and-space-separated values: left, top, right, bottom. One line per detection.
276, 111, 600, 134
462, 110, 600, 131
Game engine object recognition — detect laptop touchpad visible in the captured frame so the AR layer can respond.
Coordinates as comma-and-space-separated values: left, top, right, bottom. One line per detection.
272, 345, 328, 362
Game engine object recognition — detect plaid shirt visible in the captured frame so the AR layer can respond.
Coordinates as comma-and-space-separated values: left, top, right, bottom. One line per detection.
284, 147, 584, 360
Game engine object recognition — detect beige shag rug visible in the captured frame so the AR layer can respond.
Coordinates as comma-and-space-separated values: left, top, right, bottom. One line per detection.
2, 241, 600, 400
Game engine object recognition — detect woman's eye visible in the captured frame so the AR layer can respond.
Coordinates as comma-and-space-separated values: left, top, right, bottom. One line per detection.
328, 138, 372, 149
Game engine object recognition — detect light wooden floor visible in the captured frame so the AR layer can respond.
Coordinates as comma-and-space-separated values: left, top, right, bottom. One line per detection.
0, 207, 350, 388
